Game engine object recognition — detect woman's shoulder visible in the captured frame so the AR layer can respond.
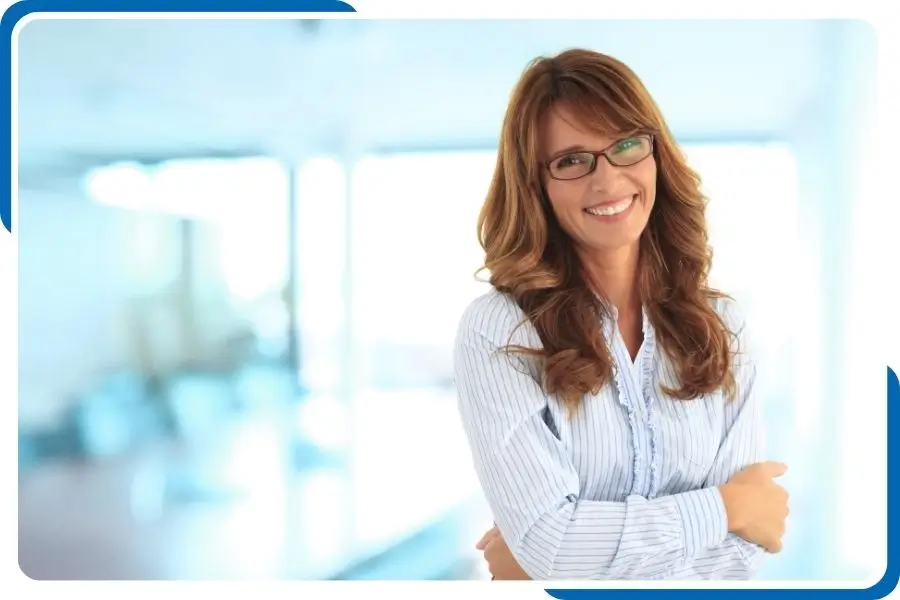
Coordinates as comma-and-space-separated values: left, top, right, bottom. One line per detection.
456, 288, 536, 347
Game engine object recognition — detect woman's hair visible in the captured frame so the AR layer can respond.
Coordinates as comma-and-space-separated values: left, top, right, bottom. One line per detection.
477, 48, 737, 407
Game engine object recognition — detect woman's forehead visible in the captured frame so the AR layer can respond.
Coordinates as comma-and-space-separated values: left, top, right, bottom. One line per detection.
540, 104, 623, 156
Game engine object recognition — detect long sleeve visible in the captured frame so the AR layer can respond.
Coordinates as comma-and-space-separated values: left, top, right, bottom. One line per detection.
453, 293, 766, 580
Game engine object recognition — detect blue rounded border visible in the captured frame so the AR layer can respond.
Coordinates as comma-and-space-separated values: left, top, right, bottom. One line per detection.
0, 0, 356, 234
547, 367, 900, 598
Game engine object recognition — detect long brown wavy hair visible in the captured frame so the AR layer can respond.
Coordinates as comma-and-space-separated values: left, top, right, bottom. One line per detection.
477, 48, 737, 407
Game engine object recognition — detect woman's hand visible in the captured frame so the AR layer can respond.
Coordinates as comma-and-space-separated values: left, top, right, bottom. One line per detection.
476, 526, 532, 580
719, 461, 790, 553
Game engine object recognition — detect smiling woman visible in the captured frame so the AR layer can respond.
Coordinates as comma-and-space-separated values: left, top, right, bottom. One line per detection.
453, 48, 790, 581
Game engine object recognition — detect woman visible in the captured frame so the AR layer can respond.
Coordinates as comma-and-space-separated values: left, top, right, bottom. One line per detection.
453, 49, 789, 581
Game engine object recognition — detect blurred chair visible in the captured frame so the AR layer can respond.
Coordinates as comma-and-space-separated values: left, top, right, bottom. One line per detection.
64, 370, 163, 458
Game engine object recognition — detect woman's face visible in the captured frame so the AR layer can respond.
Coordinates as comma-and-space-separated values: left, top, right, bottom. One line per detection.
539, 104, 657, 256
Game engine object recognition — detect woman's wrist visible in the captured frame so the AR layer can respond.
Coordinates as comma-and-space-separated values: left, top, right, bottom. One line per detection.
719, 483, 744, 534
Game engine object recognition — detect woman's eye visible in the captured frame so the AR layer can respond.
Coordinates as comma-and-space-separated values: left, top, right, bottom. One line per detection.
613, 138, 639, 153
558, 154, 586, 167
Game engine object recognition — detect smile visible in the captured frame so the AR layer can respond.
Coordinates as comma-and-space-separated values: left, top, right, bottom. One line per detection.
583, 195, 636, 218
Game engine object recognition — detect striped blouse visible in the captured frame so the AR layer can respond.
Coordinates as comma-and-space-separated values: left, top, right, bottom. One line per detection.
453, 289, 766, 580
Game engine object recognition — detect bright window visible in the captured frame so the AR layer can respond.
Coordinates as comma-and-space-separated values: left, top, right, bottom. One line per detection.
683, 144, 809, 443
85, 157, 292, 360
348, 151, 495, 390
294, 157, 349, 393
85, 157, 290, 304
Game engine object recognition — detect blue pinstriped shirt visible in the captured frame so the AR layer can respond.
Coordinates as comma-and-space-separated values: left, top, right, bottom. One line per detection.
453, 290, 766, 580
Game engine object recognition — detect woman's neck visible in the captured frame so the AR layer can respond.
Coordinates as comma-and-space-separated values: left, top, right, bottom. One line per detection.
580, 242, 644, 360
579, 243, 642, 317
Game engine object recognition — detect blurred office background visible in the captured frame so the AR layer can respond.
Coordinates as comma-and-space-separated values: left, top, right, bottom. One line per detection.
16, 19, 880, 581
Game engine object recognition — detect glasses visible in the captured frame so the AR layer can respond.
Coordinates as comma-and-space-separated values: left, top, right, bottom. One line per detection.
545, 135, 654, 181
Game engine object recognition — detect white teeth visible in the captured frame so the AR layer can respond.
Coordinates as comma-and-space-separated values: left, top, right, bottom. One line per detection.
585, 196, 634, 217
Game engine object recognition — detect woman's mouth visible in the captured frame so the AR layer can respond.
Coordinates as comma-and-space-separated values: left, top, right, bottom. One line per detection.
583, 194, 637, 219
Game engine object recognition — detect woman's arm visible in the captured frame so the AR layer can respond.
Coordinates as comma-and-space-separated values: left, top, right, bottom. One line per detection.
653, 297, 774, 579
455, 294, 780, 580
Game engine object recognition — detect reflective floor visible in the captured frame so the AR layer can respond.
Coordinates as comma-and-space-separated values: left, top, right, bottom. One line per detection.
19, 384, 491, 580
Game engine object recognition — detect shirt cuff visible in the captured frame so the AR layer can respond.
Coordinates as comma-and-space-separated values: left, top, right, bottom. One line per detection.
672, 487, 729, 556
